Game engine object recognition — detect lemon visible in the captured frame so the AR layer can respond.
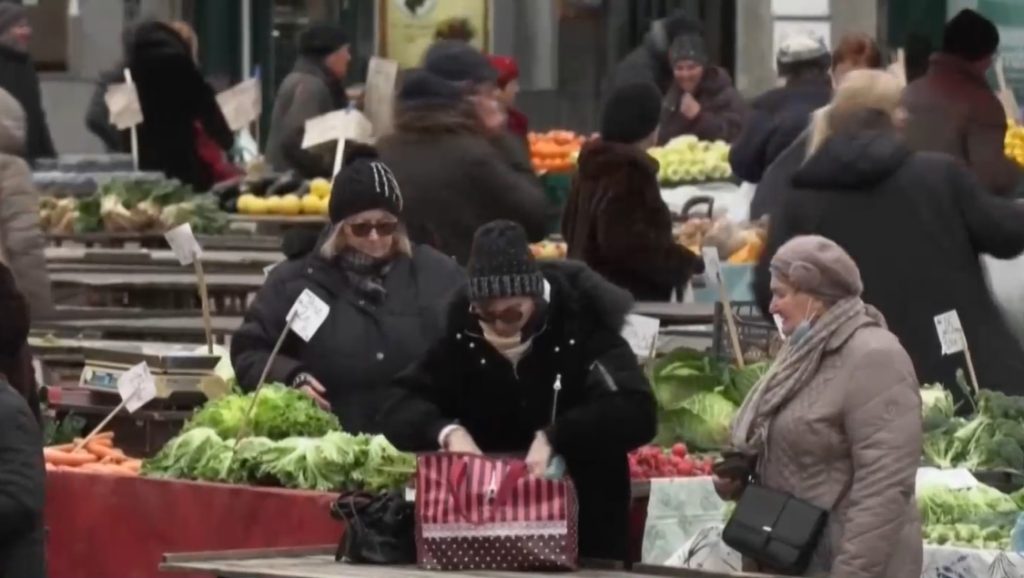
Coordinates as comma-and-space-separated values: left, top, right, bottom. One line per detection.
316, 196, 330, 215
310, 178, 332, 200
237, 193, 257, 214
279, 194, 301, 216
247, 197, 268, 215
301, 194, 321, 215
265, 196, 284, 215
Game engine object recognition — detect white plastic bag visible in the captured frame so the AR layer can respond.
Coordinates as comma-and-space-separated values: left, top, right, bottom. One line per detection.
982, 254, 1024, 347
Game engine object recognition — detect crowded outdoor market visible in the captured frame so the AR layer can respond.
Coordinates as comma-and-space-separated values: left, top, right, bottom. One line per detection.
5, 0, 1024, 577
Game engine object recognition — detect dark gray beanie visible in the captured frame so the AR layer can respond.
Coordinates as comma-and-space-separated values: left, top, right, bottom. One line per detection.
600, 82, 662, 144
0, 2, 25, 36
669, 33, 708, 66
423, 40, 498, 85
467, 221, 545, 302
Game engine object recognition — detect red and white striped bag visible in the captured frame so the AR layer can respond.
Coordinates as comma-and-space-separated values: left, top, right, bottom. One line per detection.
415, 453, 579, 571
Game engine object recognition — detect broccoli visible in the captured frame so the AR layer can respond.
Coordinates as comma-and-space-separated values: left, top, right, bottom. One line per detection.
965, 435, 1024, 472
923, 429, 961, 469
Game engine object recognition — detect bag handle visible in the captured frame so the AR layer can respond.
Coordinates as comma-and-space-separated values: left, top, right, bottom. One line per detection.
448, 457, 529, 524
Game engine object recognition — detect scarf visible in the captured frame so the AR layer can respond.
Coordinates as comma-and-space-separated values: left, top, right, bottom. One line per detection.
337, 249, 393, 305
730, 297, 881, 458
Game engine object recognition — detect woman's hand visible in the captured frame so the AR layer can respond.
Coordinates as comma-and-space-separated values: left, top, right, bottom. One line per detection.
525, 431, 553, 477
444, 427, 483, 455
680, 92, 701, 119
292, 373, 331, 410
712, 475, 746, 501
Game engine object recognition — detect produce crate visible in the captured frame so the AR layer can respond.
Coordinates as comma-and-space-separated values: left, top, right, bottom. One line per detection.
710, 302, 780, 364
541, 171, 573, 235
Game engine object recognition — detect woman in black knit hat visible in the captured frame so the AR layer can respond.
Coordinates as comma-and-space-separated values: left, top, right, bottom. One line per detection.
563, 82, 702, 301
380, 220, 657, 562
231, 146, 465, 433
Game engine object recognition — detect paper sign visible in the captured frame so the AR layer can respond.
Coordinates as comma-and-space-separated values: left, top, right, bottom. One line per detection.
331, 139, 347, 183
287, 289, 330, 342
105, 82, 143, 130
117, 362, 157, 413
301, 109, 373, 149
364, 57, 398, 136
217, 78, 262, 132
934, 310, 966, 355
701, 247, 723, 286
622, 314, 661, 357
164, 223, 203, 266
263, 261, 280, 277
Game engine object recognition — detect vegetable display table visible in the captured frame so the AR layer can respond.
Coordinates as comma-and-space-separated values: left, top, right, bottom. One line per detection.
45, 472, 341, 578
46, 246, 284, 273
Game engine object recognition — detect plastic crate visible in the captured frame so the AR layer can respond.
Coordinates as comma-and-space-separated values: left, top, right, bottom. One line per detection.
691, 264, 755, 304
711, 302, 781, 364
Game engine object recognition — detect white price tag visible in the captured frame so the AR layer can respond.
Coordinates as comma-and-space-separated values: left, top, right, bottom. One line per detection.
934, 310, 965, 355
701, 247, 723, 287
287, 289, 330, 342
117, 362, 157, 413
216, 78, 262, 132
105, 82, 143, 130
164, 223, 203, 265
364, 57, 398, 136
301, 109, 373, 149
622, 314, 661, 357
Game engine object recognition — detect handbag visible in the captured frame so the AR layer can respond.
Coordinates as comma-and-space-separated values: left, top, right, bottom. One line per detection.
414, 452, 579, 571
722, 483, 829, 574
330, 491, 416, 565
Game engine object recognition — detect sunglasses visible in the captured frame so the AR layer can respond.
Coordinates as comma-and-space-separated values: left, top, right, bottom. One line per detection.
345, 221, 398, 238
473, 305, 527, 325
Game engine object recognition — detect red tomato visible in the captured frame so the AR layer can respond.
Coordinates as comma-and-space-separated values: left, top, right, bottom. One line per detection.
672, 443, 688, 458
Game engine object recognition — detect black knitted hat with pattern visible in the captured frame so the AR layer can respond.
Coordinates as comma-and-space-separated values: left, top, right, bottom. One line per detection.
329, 146, 404, 224
467, 221, 545, 302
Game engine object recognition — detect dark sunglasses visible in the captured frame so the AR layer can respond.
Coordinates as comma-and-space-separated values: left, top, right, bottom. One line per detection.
473, 305, 527, 325
346, 221, 398, 238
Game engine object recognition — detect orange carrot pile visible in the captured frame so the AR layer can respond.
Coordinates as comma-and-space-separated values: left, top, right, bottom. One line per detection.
44, 432, 141, 476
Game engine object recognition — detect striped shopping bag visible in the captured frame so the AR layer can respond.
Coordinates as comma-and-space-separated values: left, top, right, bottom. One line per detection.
414, 453, 579, 571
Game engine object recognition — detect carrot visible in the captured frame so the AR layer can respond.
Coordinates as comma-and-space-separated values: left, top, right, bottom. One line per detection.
121, 459, 142, 473
46, 443, 74, 452
74, 436, 113, 448
79, 462, 136, 476
43, 448, 98, 467
92, 431, 115, 441
45, 462, 56, 472
85, 441, 125, 461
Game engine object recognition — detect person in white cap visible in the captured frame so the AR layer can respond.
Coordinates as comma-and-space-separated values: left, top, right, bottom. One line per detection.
730, 32, 832, 184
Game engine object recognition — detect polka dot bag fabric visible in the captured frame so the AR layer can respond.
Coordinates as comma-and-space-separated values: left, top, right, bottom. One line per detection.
415, 453, 579, 571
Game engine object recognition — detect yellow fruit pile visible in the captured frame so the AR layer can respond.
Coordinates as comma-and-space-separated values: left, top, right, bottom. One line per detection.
1005, 120, 1024, 167
237, 178, 331, 216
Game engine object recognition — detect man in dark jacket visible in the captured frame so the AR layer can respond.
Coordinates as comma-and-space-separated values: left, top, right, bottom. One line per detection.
610, 11, 703, 95
84, 26, 136, 152
730, 32, 832, 184
378, 66, 548, 265
379, 221, 657, 562
903, 9, 1021, 197
657, 33, 746, 145
564, 81, 701, 301
231, 149, 465, 432
0, 262, 45, 578
266, 23, 351, 178
753, 103, 1024, 406
0, 4, 54, 164
128, 21, 233, 190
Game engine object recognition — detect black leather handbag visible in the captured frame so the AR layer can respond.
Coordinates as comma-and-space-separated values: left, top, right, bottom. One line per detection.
721, 484, 829, 575
330, 491, 416, 565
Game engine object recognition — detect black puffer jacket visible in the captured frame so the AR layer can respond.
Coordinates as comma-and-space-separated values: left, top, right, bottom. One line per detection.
754, 121, 1024, 404
0, 381, 45, 578
0, 45, 54, 164
231, 244, 465, 433
378, 105, 549, 265
729, 75, 831, 185
127, 21, 233, 190
379, 261, 657, 562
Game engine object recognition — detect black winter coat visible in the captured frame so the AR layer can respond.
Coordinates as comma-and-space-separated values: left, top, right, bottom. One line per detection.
754, 126, 1024, 404
0, 381, 45, 578
127, 22, 233, 190
379, 261, 658, 562
231, 245, 465, 434
378, 106, 549, 265
562, 140, 701, 301
729, 76, 831, 185
657, 67, 747, 145
611, 36, 675, 95
0, 45, 54, 164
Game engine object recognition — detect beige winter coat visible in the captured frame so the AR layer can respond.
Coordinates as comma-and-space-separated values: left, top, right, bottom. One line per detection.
0, 87, 51, 319
758, 311, 923, 578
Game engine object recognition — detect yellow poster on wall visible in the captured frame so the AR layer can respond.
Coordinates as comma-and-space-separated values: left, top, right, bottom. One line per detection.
379, 0, 490, 68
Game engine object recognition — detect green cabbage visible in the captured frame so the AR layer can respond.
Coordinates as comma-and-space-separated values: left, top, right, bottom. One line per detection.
185, 384, 339, 440
142, 427, 227, 479
656, 391, 738, 451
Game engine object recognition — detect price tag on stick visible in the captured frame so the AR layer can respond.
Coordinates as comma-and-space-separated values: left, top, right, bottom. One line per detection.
216, 78, 262, 132
364, 56, 399, 137
164, 224, 214, 353
934, 310, 979, 396
74, 362, 156, 451
702, 247, 744, 368
106, 68, 143, 170
622, 314, 661, 359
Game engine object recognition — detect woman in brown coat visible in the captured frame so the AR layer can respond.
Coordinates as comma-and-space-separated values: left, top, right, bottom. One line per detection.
563, 82, 700, 301
719, 235, 922, 578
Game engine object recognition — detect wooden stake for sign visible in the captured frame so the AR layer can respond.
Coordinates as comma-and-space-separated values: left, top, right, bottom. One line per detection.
193, 258, 214, 355
234, 316, 293, 444
962, 341, 981, 397
72, 397, 130, 452
718, 284, 745, 369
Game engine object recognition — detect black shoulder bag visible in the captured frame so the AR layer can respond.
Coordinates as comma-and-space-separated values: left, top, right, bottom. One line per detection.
330, 490, 416, 565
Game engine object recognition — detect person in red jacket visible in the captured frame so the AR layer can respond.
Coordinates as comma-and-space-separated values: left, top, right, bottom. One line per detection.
488, 55, 528, 138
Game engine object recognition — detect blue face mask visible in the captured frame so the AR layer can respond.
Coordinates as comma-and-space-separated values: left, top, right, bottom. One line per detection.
782, 301, 818, 345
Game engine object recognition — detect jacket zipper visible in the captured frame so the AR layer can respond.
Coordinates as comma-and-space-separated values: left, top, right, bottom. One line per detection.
550, 374, 562, 424
591, 361, 618, 392
487, 468, 498, 502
